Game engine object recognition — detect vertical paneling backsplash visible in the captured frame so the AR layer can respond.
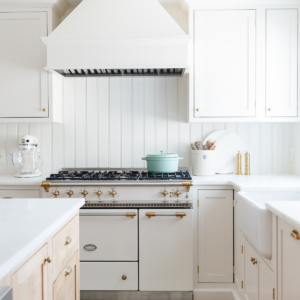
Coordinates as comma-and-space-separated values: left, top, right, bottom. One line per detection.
0, 77, 293, 175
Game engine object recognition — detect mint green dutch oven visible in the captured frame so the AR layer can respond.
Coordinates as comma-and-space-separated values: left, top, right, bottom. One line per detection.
142, 152, 183, 173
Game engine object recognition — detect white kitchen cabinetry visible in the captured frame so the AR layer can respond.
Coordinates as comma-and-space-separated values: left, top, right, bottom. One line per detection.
278, 218, 300, 300
0, 3, 67, 122
139, 209, 193, 291
0, 188, 40, 198
198, 190, 233, 283
266, 9, 298, 117
241, 236, 275, 300
194, 10, 256, 118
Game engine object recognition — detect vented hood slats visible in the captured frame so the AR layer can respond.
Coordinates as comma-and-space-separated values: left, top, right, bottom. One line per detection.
55, 68, 185, 77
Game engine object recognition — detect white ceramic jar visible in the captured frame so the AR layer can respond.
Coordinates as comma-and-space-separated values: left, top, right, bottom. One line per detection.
191, 150, 215, 176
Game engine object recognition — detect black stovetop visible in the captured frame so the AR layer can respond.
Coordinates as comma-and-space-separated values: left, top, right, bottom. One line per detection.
46, 169, 192, 181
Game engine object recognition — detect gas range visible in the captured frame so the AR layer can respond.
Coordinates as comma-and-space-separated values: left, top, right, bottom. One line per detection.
41, 168, 193, 208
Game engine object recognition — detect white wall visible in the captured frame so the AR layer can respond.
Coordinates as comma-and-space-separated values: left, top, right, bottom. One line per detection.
0, 77, 293, 176
291, 123, 300, 175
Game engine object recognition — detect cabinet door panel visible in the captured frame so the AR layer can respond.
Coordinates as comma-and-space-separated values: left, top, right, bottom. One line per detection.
194, 10, 256, 117
266, 9, 298, 117
258, 259, 275, 300
0, 12, 48, 118
11, 244, 47, 300
198, 190, 233, 282
278, 218, 300, 300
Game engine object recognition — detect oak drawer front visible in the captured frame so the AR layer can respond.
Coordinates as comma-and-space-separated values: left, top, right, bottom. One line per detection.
53, 215, 79, 271
0, 189, 40, 198
80, 262, 138, 291
80, 209, 138, 261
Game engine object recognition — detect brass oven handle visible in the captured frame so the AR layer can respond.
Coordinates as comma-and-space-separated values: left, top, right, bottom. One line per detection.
80, 212, 136, 217
65, 266, 72, 276
145, 212, 186, 218
291, 230, 300, 240
65, 236, 72, 245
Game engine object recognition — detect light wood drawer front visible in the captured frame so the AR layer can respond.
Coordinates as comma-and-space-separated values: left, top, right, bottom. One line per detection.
80, 262, 138, 291
53, 215, 79, 271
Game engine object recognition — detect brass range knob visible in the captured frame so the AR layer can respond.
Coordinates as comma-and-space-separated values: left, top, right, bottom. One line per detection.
160, 190, 169, 197
52, 190, 59, 198
66, 190, 73, 198
122, 275, 127, 280
174, 190, 181, 198
44, 256, 52, 263
65, 266, 72, 276
109, 190, 117, 198
81, 190, 89, 197
95, 190, 103, 198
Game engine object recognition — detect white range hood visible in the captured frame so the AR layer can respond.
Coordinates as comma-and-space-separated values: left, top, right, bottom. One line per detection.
42, 0, 191, 77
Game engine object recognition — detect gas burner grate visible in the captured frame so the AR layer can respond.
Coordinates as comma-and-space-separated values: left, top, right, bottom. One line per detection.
139, 171, 192, 181
101, 171, 140, 180
82, 202, 193, 208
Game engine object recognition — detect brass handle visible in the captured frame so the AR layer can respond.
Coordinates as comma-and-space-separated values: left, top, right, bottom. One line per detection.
52, 190, 59, 198
268, 108, 271, 111
3, 197, 12, 199
126, 212, 137, 218
44, 256, 52, 263
253, 260, 257, 265
160, 190, 169, 197
182, 182, 193, 192
65, 266, 72, 276
95, 190, 102, 198
145, 212, 186, 218
81, 190, 89, 197
43, 108, 46, 112
109, 190, 117, 198
122, 275, 127, 280
174, 190, 181, 198
65, 236, 72, 245
291, 230, 300, 240
66, 190, 73, 198
175, 212, 186, 218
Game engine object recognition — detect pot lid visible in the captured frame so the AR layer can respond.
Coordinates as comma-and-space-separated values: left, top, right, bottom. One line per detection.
145, 152, 179, 158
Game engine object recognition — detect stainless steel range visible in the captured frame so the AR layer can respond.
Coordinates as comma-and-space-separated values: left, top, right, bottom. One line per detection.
41, 168, 193, 300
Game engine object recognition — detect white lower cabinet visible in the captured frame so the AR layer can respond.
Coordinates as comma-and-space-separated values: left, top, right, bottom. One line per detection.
80, 262, 138, 291
198, 190, 233, 283
139, 209, 193, 291
0, 189, 40, 198
242, 236, 275, 300
278, 218, 300, 300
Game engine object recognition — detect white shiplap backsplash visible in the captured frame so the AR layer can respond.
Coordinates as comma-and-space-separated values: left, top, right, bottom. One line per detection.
0, 77, 293, 175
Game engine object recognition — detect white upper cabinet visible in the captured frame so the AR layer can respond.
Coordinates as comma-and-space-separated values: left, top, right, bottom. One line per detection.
266, 9, 298, 117
194, 10, 256, 118
0, 12, 48, 118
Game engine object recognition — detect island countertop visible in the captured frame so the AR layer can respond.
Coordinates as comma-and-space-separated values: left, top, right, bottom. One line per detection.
0, 198, 84, 281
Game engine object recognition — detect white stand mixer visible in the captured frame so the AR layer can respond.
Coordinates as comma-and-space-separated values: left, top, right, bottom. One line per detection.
9, 135, 43, 178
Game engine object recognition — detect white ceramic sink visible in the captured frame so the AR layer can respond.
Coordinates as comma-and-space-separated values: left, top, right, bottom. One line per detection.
237, 191, 300, 259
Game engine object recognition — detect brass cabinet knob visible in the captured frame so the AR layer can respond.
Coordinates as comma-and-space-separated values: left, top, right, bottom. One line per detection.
81, 190, 89, 197
122, 275, 127, 280
52, 190, 59, 198
65, 266, 72, 276
250, 257, 254, 262
291, 230, 300, 240
109, 190, 117, 198
66, 190, 73, 198
43, 108, 46, 112
65, 236, 72, 245
95, 190, 103, 198
160, 190, 169, 197
196, 108, 199, 111
174, 190, 181, 198
268, 108, 271, 111
44, 256, 52, 263
253, 260, 257, 265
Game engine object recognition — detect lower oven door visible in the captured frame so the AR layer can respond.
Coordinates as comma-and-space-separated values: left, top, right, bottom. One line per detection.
79, 209, 138, 261
139, 209, 193, 291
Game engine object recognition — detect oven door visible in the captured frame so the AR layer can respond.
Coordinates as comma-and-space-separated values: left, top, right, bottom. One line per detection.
79, 209, 138, 261
139, 209, 193, 291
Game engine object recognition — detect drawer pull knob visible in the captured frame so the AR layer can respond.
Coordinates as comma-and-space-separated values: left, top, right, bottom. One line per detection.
65, 236, 72, 245
251, 257, 257, 265
44, 256, 52, 263
122, 275, 127, 280
65, 266, 72, 276
291, 230, 300, 240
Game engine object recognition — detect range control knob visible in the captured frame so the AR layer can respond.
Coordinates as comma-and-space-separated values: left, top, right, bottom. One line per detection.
95, 190, 103, 198
66, 190, 73, 198
109, 189, 117, 198
81, 190, 89, 197
52, 190, 59, 198
174, 190, 182, 198
160, 190, 169, 197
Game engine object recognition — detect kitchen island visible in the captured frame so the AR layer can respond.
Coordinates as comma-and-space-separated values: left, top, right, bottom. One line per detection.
0, 198, 84, 300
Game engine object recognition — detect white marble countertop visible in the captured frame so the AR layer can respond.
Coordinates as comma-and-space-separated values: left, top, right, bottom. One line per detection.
1, 173, 300, 192
266, 201, 300, 232
0, 198, 85, 281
